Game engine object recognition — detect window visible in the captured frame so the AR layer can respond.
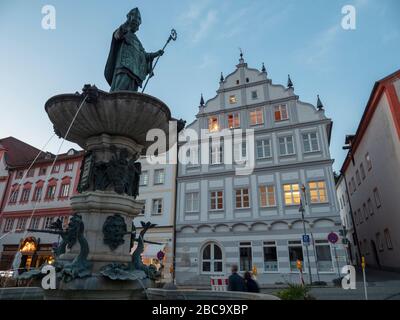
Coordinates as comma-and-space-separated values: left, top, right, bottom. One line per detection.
16, 218, 27, 231
152, 199, 163, 215
208, 116, 219, 132
367, 198, 374, 215
263, 241, 278, 272
9, 190, 19, 204
154, 169, 165, 185
356, 170, 361, 186
358, 209, 362, 224
315, 240, 333, 272
384, 229, 393, 249
138, 200, 146, 215
3, 219, 14, 232
235, 188, 250, 209
51, 165, 60, 173
27, 169, 35, 178
65, 162, 74, 172
186, 192, 199, 212
283, 184, 300, 205
365, 153, 372, 170
288, 241, 304, 272
239, 242, 252, 272
360, 163, 366, 180
32, 186, 43, 202
15, 170, 24, 179
376, 233, 384, 251
251, 90, 258, 100
308, 181, 327, 203
45, 185, 56, 200
227, 113, 240, 129
256, 139, 271, 159
348, 181, 353, 195
373, 188, 381, 208
274, 104, 288, 121
29, 217, 41, 230
249, 108, 264, 125
59, 216, 70, 229
364, 239, 369, 255
60, 184, 70, 198
39, 167, 47, 176
279, 136, 294, 156
363, 203, 368, 220
44, 217, 54, 229
201, 243, 223, 273
210, 145, 223, 165
229, 95, 237, 104
233, 141, 246, 162
210, 191, 224, 210
140, 171, 149, 186
302, 132, 319, 152
259, 185, 276, 207
20, 188, 31, 203
351, 177, 356, 192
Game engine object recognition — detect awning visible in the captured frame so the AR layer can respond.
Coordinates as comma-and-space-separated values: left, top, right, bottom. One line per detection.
141, 244, 166, 260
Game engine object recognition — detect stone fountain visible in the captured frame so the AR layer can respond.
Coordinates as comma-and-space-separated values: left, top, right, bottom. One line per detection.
36, 7, 180, 299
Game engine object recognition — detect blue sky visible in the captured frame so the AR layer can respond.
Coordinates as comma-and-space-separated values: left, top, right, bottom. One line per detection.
0, 0, 399, 171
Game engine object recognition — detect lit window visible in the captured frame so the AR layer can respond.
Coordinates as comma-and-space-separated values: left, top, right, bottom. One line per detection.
239, 242, 252, 272
60, 184, 70, 198
208, 116, 219, 132
283, 184, 300, 205
274, 105, 289, 121
365, 153, 372, 170
20, 188, 31, 202
373, 187, 381, 208
3, 218, 14, 232
279, 136, 295, 156
249, 108, 264, 126
229, 95, 237, 104
256, 139, 271, 159
140, 171, 149, 186
201, 243, 223, 273
154, 169, 165, 185
288, 240, 303, 272
315, 240, 333, 272
210, 191, 224, 210
185, 192, 199, 212
308, 181, 327, 203
259, 185, 276, 207
263, 241, 278, 272
251, 91, 258, 100
152, 199, 163, 215
384, 229, 393, 250
302, 132, 319, 152
235, 188, 250, 208
227, 113, 240, 129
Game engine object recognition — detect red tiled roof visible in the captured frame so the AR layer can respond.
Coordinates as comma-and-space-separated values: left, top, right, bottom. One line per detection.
0, 136, 44, 167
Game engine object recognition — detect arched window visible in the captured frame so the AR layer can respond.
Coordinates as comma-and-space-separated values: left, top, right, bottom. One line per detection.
201, 243, 223, 273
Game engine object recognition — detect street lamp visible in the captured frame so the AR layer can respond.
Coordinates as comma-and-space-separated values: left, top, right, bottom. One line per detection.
300, 184, 313, 285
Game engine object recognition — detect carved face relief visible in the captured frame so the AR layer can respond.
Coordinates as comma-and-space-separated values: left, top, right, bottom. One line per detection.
103, 214, 127, 251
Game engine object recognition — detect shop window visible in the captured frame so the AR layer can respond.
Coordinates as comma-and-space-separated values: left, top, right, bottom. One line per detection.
263, 241, 278, 272
288, 240, 304, 272
315, 240, 333, 272
239, 242, 252, 272
201, 243, 223, 273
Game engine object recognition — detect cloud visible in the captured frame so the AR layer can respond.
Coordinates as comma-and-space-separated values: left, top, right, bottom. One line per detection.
192, 9, 217, 43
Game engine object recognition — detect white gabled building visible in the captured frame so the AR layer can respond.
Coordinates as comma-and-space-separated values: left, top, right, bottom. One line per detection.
135, 154, 177, 282
174, 56, 346, 287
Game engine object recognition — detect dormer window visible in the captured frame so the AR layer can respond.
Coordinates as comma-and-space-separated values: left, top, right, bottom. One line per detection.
229, 95, 237, 104
208, 116, 219, 132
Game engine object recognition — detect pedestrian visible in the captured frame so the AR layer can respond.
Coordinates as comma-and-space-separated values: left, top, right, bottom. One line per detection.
244, 271, 260, 293
227, 264, 246, 292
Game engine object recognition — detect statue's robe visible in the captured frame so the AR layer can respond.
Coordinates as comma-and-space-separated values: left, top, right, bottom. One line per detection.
104, 28, 153, 90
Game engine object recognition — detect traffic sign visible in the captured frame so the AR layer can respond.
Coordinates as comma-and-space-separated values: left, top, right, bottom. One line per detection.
157, 250, 165, 261
302, 234, 310, 246
328, 232, 339, 244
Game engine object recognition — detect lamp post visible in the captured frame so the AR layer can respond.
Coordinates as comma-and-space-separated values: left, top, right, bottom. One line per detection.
300, 184, 313, 285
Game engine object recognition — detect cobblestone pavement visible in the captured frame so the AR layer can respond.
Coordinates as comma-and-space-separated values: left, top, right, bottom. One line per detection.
261, 268, 400, 300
